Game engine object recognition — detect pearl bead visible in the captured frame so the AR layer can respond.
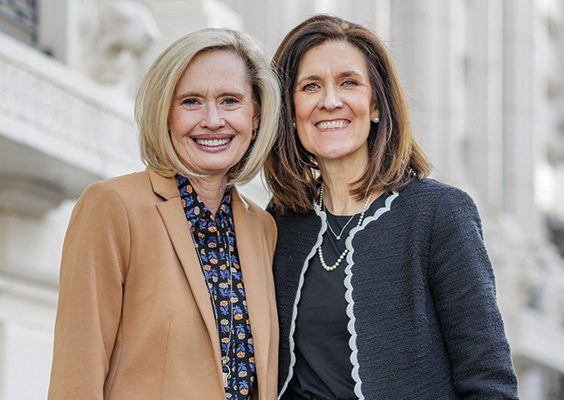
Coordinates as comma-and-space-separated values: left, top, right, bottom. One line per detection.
318, 183, 373, 272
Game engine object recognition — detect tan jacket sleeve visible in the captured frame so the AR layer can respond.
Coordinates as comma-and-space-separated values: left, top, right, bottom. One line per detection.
261, 209, 279, 399
48, 182, 130, 399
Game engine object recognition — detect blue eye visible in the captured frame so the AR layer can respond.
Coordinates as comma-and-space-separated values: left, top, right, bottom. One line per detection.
182, 98, 199, 106
343, 80, 358, 86
222, 97, 240, 105
303, 83, 318, 91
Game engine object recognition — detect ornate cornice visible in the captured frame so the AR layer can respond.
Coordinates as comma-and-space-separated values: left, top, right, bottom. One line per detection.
0, 33, 143, 210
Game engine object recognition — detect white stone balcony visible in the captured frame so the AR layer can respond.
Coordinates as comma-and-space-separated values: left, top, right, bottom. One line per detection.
0, 33, 142, 217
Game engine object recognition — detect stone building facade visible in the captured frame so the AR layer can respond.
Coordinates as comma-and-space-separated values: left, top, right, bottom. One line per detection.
0, 0, 563, 399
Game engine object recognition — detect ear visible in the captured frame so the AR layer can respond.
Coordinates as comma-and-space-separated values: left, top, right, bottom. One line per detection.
370, 108, 380, 121
253, 112, 260, 131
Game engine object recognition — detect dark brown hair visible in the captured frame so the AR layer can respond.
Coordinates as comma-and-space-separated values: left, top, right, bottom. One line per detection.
265, 14, 430, 213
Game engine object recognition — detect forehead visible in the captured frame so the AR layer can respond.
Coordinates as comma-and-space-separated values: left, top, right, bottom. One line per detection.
297, 40, 369, 77
177, 49, 251, 91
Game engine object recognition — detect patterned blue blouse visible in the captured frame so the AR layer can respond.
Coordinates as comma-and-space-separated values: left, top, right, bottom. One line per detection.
176, 175, 255, 400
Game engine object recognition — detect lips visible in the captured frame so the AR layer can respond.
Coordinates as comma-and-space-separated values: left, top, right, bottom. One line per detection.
315, 119, 350, 130
194, 138, 231, 147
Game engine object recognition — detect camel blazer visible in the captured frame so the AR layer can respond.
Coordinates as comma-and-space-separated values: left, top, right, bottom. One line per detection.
48, 170, 278, 400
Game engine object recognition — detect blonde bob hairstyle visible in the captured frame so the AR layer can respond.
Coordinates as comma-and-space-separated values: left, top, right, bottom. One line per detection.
136, 28, 280, 185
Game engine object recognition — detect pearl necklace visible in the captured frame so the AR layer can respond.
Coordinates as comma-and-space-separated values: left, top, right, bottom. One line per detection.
317, 184, 373, 271
326, 208, 357, 240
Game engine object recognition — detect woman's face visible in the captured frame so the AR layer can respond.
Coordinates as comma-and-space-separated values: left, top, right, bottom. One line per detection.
293, 40, 378, 169
169, 50, 259, 179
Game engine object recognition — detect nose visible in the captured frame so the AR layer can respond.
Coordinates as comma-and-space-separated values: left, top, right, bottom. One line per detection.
200, 103, 226, 130
320, 86, 343, 110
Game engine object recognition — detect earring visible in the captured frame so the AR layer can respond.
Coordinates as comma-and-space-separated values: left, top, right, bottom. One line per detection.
292, 122, 296, 129
373, 117, 380, 123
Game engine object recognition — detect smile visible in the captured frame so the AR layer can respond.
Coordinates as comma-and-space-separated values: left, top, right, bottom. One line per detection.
315, 120, 350, 130
194, 138, 231, 147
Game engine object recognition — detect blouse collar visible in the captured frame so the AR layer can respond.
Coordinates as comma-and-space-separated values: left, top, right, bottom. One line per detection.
175, 174, 232, 227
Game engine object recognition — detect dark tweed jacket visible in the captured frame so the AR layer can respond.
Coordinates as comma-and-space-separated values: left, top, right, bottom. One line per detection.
268, 179, 519, 400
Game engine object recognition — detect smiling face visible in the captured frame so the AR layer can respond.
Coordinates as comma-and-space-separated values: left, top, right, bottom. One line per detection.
293, 40, 379, 171
168, 50, 259, 180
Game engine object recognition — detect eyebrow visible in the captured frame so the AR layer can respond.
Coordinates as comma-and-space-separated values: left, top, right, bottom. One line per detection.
338, 70, 363, 78
174, 90, 246, 101
296, 70, 364, 84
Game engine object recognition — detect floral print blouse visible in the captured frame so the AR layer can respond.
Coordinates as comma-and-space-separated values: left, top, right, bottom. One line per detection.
176, 175, 255, 400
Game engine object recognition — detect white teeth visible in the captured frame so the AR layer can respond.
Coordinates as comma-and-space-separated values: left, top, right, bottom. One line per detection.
316, 120, 350, 130
195, 138, 230, 147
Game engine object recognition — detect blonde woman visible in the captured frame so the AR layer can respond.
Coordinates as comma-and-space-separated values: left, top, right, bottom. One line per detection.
49, 28, 280, 400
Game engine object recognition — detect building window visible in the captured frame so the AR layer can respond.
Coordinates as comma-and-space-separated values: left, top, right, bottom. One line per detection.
0, 0, 38, 45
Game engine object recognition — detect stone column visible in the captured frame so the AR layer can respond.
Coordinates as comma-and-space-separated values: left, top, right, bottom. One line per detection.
502, 0, 538, 237
463, 0, 505, 210
0, 19, 143, 397
388, 0, 468, 186
517, 363, 548, 400
232, 0, 316, 56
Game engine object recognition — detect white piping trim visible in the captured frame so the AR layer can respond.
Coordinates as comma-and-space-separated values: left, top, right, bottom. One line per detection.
278, 202, 327, 399
344, 192, 398, 400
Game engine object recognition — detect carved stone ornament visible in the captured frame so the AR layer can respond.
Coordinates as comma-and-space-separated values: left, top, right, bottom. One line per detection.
81, 0, 160, 85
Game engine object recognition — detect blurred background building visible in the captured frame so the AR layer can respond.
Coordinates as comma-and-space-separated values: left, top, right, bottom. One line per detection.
0, 0, 563, 398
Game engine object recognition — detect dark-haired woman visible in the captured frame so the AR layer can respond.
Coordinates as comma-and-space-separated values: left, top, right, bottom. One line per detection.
265, 15, 519, 400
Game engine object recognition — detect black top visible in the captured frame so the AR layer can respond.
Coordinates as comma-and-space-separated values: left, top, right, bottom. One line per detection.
268, 179, 519, 399
284, 195, 387, 400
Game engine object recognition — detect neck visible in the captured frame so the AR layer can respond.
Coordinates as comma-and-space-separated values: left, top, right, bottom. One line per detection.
317, 147, 375, 214
320, 181, 363, 216
318, 158, 367, 215
189, 175, 228, 215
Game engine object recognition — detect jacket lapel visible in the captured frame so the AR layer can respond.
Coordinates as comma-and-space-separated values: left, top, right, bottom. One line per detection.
148, 170, 224, 388
231, 189, 272, 395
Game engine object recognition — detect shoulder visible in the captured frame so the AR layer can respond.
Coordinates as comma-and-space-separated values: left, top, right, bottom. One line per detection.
399, 179, 485, 248
266, 203, 321, 258
79, 171, 153, 206
93, 171, 151, 195
380, 178, 482, 238
65, 174, 142, 252
235, 190, 272, 222
267, 202, 318, 227
397, 178, 477, 213
399, 178, 462, 197
233, 190, 279, 253
70, 171, 158, 226
234, 189, 276, 234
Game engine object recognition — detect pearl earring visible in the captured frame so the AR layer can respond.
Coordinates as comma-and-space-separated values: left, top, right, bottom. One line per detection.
373, 117, 380, 123
292, 122, 296, 129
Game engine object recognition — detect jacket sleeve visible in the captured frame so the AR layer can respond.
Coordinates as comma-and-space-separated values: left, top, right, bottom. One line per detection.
264, 211, 278, 256
262, 209, 280, 400
48, 181, 130, 399
428, 187, 519, 399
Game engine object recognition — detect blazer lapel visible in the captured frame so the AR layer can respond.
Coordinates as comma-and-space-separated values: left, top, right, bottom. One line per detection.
149, 170, 224, 388
231, 189, 272, 394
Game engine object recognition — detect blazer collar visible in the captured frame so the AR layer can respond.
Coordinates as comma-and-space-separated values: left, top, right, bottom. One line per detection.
150, 170, 224, 388
149, 169, 272, 392
231, 192, 273, 394
148, 169, 180, 200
